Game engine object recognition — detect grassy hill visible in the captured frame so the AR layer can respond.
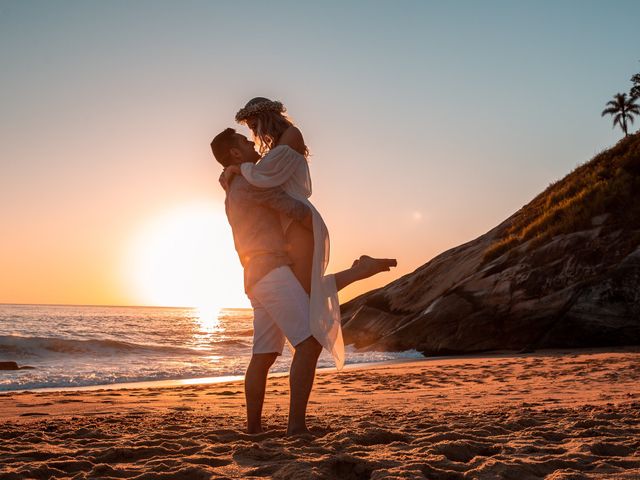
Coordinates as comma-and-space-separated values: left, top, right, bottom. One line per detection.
484, 132, 640, 262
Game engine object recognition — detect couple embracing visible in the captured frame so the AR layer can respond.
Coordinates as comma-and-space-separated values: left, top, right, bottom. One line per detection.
211, 97, 396, 435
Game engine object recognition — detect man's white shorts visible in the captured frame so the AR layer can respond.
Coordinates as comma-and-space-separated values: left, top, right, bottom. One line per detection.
248, 266, 311, 355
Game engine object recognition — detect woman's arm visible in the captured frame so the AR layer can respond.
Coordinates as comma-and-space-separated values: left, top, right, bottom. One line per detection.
277, 126, 307, 156
219, 164, 241, 190
239, 141, 308, 190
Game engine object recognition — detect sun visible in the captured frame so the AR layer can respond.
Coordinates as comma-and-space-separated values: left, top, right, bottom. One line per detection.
124, 201, 249, 311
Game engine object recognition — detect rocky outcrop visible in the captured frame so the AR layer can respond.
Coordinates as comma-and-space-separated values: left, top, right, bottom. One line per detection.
0, 361, 35, 370
342, 134, 640, 355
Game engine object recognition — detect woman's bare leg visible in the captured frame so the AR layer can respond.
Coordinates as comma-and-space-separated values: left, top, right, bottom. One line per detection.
285, 222, 314, 294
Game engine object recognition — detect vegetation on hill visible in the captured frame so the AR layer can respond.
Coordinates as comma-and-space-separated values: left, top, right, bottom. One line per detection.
601, 93, 640, 137
484, 132, 640, 262
630, 72, 640, 98
601, 68, 640, 137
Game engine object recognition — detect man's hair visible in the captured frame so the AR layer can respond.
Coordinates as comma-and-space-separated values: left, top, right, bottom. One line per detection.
210, 128, 238, 167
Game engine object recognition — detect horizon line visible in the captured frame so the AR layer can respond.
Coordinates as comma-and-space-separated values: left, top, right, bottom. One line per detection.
0, 302, 251, 310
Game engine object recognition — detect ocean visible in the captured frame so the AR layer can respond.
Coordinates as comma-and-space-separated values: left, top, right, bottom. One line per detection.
0, 304, 422, 392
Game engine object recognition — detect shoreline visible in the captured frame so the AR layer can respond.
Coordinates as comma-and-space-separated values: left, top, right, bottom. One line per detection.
3, 354, 427, 394
2, 345, 638, 394
0, 355, 421, 395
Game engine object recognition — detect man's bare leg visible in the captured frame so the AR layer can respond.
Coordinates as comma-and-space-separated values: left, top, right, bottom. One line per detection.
334, 255, 397, 291
283, 256, 395, 435
245, 352, 278, 434
287, 335, 323, 435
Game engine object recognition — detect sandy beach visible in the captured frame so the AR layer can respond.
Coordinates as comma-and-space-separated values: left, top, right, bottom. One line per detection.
1, 347, 638, 479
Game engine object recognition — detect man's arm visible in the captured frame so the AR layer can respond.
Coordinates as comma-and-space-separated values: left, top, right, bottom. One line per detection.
236, 179, 312, 229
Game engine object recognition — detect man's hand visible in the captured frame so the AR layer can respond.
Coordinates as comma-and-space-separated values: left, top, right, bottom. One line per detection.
219, 165, 241, 190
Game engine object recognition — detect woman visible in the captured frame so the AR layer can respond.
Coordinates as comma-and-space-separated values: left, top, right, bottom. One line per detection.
232, 98, 314, 293
222, 97, 395, 369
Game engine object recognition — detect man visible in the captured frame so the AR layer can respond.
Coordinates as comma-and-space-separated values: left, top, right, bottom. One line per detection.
211, 128, 395, 435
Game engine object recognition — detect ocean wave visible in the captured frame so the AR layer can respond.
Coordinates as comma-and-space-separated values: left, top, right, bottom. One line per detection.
233, 329, 254, 337
0, 366, 248, 392
0, 335, 209, 359
211, 338, 250, 347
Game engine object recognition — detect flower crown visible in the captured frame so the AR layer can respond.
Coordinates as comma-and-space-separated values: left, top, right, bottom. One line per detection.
235, 97, 285, 123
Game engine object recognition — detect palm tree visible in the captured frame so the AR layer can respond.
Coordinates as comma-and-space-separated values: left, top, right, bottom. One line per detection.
601, 93, 640, 137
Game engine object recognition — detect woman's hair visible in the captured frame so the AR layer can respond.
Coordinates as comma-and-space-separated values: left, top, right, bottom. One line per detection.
235, 98, 309, 158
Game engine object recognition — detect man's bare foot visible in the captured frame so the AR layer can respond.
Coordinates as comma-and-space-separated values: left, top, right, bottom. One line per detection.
247, 426, 264, 434
352, 255, 397, 279
286, 426, 314, 437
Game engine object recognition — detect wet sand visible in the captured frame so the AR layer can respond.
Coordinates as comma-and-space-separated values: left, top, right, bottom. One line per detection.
1, 347, 639, 479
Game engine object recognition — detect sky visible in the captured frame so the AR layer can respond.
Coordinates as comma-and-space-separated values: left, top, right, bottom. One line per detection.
1, 0, 639, 308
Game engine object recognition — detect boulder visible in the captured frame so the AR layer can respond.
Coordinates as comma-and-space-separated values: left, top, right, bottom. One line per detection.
0, 361, 35, 370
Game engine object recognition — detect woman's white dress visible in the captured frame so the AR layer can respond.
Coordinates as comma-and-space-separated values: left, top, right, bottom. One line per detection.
240, 145, 344, 370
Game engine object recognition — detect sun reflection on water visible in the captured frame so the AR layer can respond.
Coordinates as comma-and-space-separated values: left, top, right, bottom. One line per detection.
187, 307, 225, 353
194, 307, 223, 334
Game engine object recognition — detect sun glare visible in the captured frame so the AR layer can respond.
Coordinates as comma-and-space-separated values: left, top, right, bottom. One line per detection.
125, 201, 248, 310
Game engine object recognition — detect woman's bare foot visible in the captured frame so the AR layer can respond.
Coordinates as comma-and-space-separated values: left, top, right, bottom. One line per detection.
351, 255, 397, 279
334, 256, 398, 291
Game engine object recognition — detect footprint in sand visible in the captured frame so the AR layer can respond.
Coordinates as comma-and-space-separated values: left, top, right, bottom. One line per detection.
171, 406, 194, 411
184, 455, 232, 468
212, 390, 240, 396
